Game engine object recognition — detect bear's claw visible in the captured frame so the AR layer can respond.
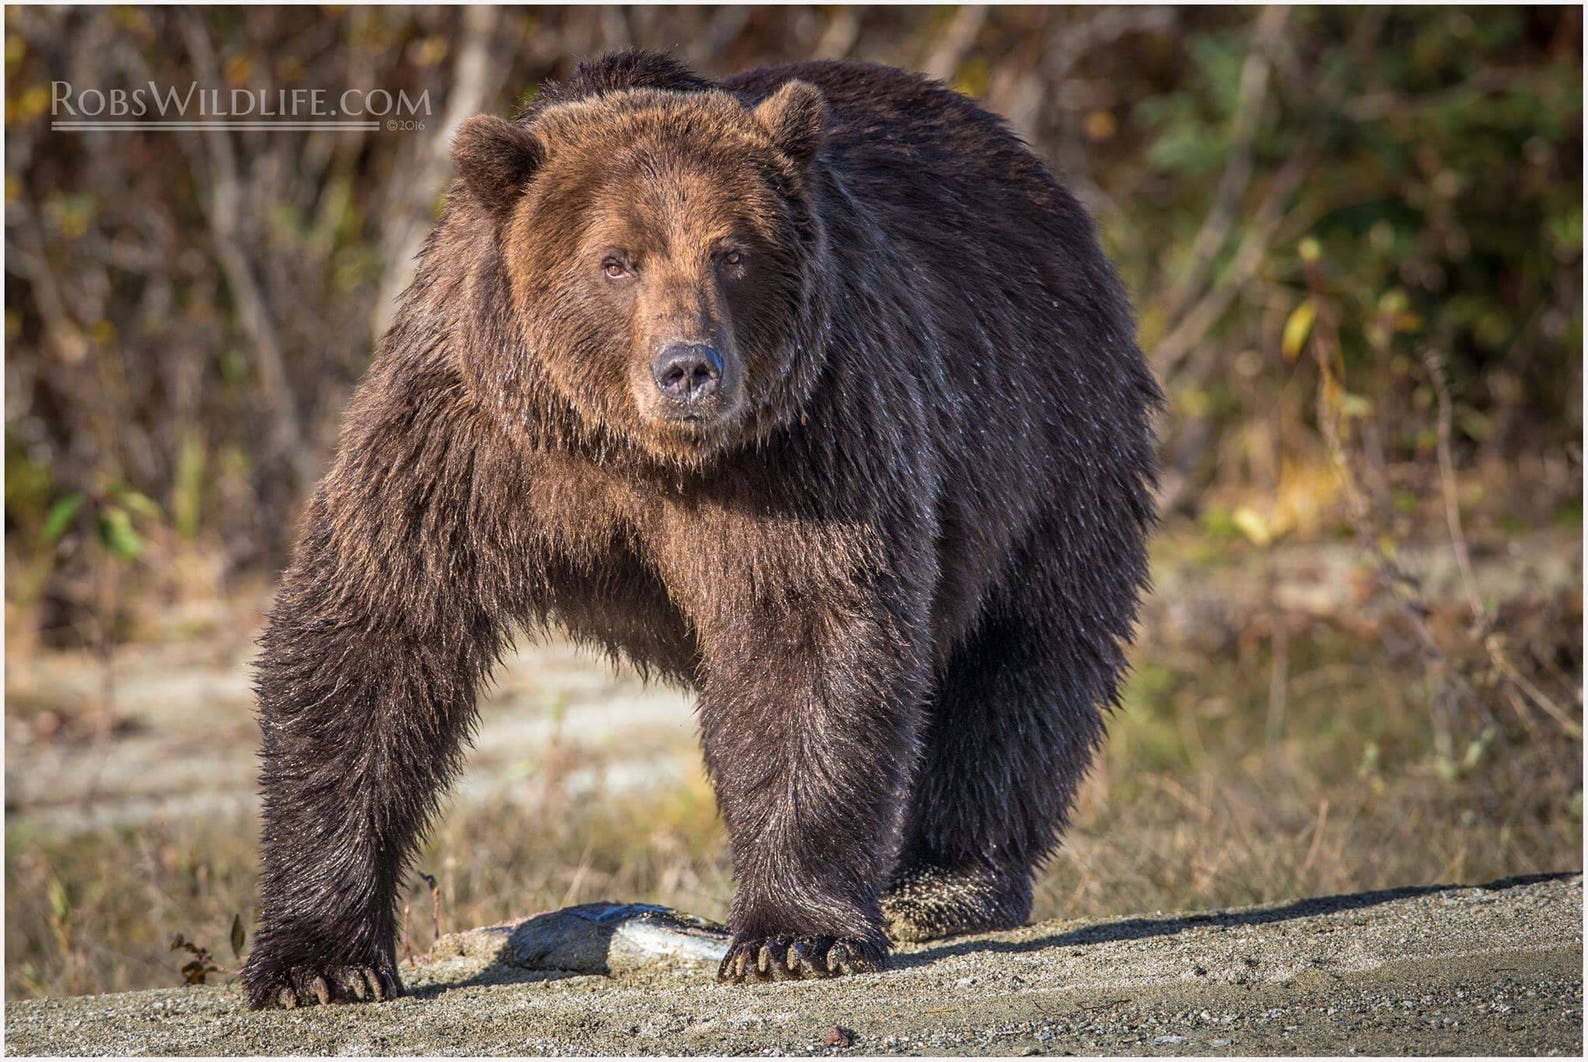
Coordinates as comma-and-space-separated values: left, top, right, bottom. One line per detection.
250, 962, 402, 1010
717, 935, 885, 983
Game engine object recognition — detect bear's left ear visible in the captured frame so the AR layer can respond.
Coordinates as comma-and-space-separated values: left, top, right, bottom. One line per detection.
452, 114, 544, 218
753, 80, 826, 169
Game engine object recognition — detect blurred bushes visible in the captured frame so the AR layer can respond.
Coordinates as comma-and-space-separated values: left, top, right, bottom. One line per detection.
3, 6, 1581, 644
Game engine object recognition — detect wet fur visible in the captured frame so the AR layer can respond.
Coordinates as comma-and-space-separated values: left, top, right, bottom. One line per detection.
242, 51, 1159, 1007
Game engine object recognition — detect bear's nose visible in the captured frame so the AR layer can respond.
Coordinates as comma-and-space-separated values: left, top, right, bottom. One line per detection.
652, 343, 723, 402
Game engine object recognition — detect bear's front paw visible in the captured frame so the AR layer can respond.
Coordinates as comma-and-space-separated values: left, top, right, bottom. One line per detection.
244, 959, 403, 1010
717, 935, 886, 983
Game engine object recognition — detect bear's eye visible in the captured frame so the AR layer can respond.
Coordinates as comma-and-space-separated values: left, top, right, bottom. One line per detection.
602, 258, 630, 280
723, 250, 744, 267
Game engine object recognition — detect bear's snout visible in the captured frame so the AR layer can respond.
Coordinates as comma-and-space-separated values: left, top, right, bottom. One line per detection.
652, 343, 723, 405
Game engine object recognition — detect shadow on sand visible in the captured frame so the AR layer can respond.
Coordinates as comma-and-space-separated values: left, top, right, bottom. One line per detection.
406, 963, 580, 1001
891, 871, 1579, 971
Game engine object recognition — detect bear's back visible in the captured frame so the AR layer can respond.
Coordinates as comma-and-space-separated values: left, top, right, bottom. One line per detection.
724, 60, 1104, 281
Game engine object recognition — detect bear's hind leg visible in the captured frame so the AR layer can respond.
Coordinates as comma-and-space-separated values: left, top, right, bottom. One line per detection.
884, 590, 1125, 943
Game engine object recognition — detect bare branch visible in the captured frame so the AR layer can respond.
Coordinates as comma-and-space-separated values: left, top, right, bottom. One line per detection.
1159, 5, 1291, 326
923, 7, 988, 84
1042, 6, 1176, 85
177, 12, 313, 491
1154, 142, 1318, 378
811, 9, 862, 62
372, 6, 507, 340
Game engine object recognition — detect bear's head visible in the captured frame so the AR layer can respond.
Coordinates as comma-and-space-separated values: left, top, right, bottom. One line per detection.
451, 77, 829, 465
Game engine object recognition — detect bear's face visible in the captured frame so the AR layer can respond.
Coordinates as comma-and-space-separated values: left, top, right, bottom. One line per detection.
453, 83, 827, 463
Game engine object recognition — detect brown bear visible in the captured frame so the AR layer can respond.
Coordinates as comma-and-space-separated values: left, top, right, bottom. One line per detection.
241, 51, 1159, 1008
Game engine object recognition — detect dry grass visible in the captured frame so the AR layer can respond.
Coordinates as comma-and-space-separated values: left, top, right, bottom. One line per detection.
1048, 626, 1581, 920
3, 775, 733, 1000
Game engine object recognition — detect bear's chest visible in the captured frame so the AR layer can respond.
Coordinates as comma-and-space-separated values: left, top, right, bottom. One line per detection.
516, 451, 646, 550
510, 448, 873, 621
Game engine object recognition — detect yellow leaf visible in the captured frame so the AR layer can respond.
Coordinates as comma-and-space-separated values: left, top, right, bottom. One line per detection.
1084, 110, 1117, 142
1377, 289, 1409, 314
1232, 506, 1273, 548
20, 84, 51, 120
1282, 299, 1317, 360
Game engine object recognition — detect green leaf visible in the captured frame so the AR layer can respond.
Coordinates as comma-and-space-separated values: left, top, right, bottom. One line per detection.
97, 506, 144, 558
47, 878, 70, 923
41, 493, 84, 544
1357, 741, 1381, 779
172, 431, 206, 540
1338, 393, 1375, 418
1461, 726, 1497, 770
109, 487, 162, 520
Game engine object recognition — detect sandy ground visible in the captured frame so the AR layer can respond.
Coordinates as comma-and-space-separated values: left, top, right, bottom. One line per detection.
4, 622, 699, 834
5, 873, 1580, 1056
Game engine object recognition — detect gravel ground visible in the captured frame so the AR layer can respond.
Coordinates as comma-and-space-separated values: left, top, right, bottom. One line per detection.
6, 873, 1580, 1056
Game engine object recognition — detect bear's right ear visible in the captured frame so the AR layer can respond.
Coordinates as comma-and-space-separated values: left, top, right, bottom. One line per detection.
452, 114, 543, 218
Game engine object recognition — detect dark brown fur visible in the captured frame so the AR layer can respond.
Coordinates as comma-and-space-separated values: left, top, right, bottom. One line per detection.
242, 52, 1159, 1007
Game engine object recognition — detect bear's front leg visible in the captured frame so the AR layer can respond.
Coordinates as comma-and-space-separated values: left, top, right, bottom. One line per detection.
696, 585, 929, 983
242, 606, 490, 1009
239, 402, 504, 1009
